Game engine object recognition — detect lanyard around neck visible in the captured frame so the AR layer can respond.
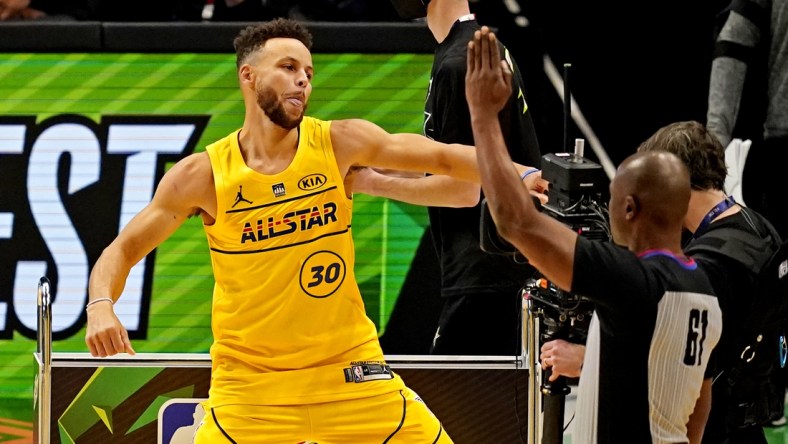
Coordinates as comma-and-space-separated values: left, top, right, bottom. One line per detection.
695, 195, 736, 234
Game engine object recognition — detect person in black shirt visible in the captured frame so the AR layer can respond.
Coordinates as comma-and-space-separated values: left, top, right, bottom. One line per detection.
467, 27, 721, 443
355, 0, 543, 355
542, 120, 785, 443
639, 121, 784, 443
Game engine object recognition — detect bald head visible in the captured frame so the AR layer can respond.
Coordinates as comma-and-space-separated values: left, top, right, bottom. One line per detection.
609, 151, 691, 248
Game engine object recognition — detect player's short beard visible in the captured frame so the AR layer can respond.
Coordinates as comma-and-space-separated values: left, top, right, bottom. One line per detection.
256, 84, 305, 130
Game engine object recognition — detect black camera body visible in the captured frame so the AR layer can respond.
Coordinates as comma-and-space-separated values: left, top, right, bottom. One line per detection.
480, 150, 610, 258
540, 152, 609, 241
542, 152, 606, 213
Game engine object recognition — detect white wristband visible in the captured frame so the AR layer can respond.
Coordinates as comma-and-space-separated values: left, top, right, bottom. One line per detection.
86, 297, 114, 309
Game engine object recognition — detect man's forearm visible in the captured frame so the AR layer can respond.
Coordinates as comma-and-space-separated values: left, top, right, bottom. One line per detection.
472, 114, 536, 234
88, 248, 132, 304
360, 173, 481, 208
686, 378, 712, 444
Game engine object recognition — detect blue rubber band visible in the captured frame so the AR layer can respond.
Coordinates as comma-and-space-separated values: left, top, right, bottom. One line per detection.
520, 168, 541, 181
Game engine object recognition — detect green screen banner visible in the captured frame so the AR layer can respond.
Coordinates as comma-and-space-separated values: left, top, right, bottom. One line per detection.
0, 52, 432, 417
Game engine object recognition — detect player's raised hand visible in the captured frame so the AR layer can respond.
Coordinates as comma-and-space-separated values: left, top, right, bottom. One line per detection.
465, 26, 512, 116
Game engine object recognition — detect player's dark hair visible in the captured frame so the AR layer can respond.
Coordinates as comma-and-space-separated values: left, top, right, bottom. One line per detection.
233, 18, 313, 69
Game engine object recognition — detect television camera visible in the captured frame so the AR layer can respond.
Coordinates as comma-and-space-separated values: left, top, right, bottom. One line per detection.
479, 138, 608, 346
480, 138, 609, 444
480, 138, 609, 259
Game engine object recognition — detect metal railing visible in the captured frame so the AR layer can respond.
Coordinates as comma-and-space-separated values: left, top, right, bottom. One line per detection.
35, 276, 52, 444
523, 292, 543, 444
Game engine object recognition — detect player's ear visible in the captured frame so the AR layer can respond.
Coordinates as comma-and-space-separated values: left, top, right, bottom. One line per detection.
239, 64, 254, 85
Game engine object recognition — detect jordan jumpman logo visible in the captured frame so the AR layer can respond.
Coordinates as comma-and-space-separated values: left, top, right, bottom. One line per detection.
232, 185, 253, 208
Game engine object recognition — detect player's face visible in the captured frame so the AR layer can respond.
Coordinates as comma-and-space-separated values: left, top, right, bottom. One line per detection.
255, 83, 306, 130
253, 38, 313, 129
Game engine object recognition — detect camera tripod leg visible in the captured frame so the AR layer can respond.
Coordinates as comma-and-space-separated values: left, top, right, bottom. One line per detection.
524, 286, 579, 444
541, 379, 568, 444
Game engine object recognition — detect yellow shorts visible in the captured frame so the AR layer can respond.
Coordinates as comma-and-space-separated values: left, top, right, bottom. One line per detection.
194, 387, 453, 444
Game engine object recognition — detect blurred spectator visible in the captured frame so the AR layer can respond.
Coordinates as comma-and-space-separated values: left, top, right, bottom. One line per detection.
289, 0, 403, 21
0, 0, 90, 21
210, 0, 287, 21
707, 0, 788, 432
90, 0, 204, 21
207, 0, 404, 22
707, 0, 788, 242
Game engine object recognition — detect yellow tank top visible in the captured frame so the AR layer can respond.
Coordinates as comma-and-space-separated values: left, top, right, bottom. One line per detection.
204, 117, 403, 406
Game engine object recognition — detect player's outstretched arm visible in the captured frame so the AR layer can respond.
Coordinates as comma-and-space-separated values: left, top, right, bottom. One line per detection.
85, 153, 214, 357
331, 118, 482, 183
346, 166, 481, 207
331, 118, 546, 204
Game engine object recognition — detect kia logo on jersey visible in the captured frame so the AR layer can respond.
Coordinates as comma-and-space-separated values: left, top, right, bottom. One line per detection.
298, 173, 327, 191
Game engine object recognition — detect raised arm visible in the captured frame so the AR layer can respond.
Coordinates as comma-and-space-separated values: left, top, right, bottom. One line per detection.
466, 26, 576, 291
85, 152, 214, 357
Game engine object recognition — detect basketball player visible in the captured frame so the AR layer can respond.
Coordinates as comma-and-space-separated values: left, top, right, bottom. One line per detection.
84, 19, 544, 442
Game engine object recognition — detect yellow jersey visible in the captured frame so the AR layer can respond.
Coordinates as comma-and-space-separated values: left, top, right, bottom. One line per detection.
204, 117, 404, 407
